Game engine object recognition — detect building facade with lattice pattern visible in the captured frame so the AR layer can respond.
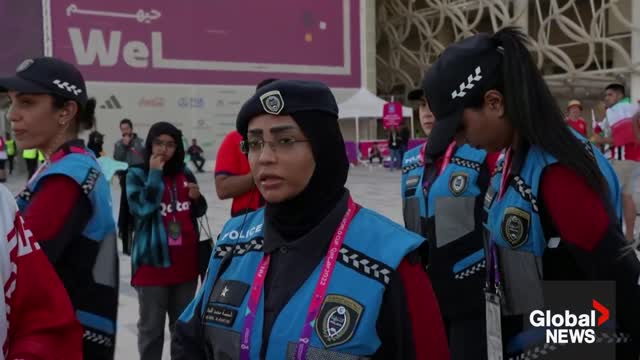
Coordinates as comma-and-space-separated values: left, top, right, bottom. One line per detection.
376, 0, 640, 106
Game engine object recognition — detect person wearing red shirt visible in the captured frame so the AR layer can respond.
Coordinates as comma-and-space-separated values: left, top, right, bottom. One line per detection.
214, 79, 275, 217
214, 130, 262, 216
126, 122, 207, 360
566, 99, 587, 136
422, 28, 639, 359
0, 185, 82, 360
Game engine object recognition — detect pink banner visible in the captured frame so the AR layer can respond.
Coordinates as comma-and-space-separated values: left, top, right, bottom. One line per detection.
382, 102, 403, 129
49, 0, 361, 87
359, 141, 389, 159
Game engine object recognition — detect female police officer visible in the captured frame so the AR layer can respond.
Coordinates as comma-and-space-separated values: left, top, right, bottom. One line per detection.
173, 80, 449, 359
0, 57, 118, 359
402, 88, 497, 359
422, 27, 638, 359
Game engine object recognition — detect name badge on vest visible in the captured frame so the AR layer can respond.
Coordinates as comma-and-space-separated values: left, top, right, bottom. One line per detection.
204, 303, 238, 327
501, 207, 530, 249
449, 172, 469, 196
168, 221, 183, 246
485, 291, 503, 360
316, 295, 364, 348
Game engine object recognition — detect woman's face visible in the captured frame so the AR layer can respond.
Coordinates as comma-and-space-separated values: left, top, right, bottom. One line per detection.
568, 106, 582, 119
151, 134, 177, 163
461, 91, 513, 152
7, 92, 73, 150
246, 114, 316, 204
418, 98, 435, 136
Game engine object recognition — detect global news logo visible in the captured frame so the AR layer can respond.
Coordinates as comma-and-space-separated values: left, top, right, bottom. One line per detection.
529, 300, 609, 344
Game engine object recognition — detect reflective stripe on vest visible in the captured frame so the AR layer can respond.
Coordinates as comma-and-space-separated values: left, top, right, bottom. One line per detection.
23, 149, 37, 159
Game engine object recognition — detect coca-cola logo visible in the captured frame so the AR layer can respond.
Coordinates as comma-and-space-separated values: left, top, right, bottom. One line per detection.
138, 97, 165, 108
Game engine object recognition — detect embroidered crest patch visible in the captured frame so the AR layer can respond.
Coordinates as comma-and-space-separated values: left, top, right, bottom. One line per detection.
316, 294, 363, 348
449, 172, 469, 196
259, 90, 285, 115
501, 207, 530, 248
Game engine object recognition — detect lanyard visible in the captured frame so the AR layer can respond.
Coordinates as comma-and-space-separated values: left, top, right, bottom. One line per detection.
240, 197, 358, 360
485, 237, 502, 293
438, 141, 457, 176
130, 146, 143, 159
422, 141, 456, 190
498, 148, 512, 200
167, 179, 179, 221
486, 148, 512, 293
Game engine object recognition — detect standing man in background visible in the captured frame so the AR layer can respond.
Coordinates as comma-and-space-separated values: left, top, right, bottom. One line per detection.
592, 84, 640, 242
215, 130, 262, 216
0, 134, 6, 182
22, 148, 38, 179
113, 118, 145, 255
5, 132, 15, 175
214, 79, 276, 216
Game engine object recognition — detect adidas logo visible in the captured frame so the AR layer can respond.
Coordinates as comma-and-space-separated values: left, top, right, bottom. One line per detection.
99, 95, 122, 109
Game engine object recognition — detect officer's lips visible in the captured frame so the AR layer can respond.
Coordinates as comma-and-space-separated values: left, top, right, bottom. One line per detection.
12, 129, 26, 139
421, 118, 434, 129
258, 173, 284, 189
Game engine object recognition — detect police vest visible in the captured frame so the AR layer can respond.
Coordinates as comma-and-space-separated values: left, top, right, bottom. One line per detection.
16, 150, 119, 356
483, 139, 621, 317
5, 140, 15, 156
401, 145, 426, 234
187, 206, 424, 359
22, 149, 37, 159
402, 144, 487, 317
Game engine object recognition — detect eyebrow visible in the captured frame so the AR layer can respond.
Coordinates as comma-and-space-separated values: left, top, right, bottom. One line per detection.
247, 125, 297, 135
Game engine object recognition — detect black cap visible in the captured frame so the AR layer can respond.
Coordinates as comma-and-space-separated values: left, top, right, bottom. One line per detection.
422, 33, 502, 157
407, 88, 424, 101
0, 57, 88, 106
236, 79, 338, 136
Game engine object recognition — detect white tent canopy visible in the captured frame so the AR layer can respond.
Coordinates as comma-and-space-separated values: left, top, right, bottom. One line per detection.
338, 88, 414, 146
338, 88, 413, 119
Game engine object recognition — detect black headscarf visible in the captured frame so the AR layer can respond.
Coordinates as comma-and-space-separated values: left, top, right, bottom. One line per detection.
87, 130, 104, 157
143, 122, 185, 176
264, 110, 349, 240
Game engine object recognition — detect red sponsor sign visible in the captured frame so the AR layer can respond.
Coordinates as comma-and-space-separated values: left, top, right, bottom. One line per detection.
382, 102, 403, 129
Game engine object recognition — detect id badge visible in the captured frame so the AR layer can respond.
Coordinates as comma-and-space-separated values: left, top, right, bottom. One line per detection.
168, 221, 183, 246
485, 290, 503, 360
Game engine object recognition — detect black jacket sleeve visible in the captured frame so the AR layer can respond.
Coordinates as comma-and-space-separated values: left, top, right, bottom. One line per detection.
565, 223, 640, 357
172, 289, 209, 360
373, 268, 417, 360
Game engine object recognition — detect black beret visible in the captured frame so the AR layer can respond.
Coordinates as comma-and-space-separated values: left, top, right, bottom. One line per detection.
236, 80, 339, 136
